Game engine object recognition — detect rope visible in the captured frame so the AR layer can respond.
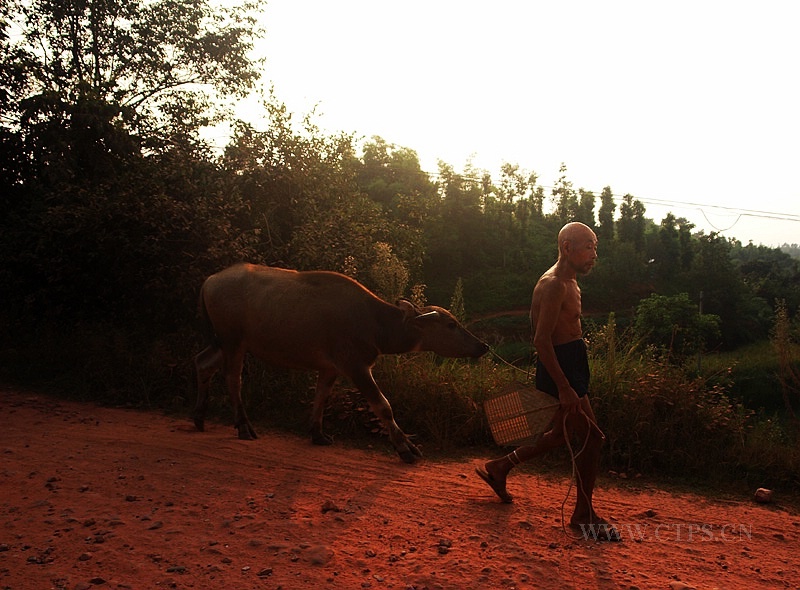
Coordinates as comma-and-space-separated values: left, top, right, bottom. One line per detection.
560, 410, 592, 538
489, 347, 534, 379
559, 408, 608, 539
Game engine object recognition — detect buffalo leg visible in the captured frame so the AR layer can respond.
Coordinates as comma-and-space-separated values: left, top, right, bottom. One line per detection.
224, 351, 258, 440
310, 369, 338, 445
194, 345, 223, 432
348, 367, 422, 464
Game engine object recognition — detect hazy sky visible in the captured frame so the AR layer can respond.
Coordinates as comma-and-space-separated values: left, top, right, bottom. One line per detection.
231, 0, 799, 247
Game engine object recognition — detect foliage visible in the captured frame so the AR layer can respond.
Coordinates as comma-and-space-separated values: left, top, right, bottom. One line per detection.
737, 412, 800, 488
685, 233, 774, 348
582, 240, 650, 310
733, 242, 800, 314
369, 355, 501, 450
780, 243, 800, 260
588, 317, 798, 486
772, 299, 800, 424
1, 0, 263, 334
596, 186, 616, 242
633, 292, 721, 362
356, 137, 435, 282
369, 242, 409, 303
617, 193, 647, 251
1, 0, 260, 184
448, 278, 466, 323
221, 96, 374, 272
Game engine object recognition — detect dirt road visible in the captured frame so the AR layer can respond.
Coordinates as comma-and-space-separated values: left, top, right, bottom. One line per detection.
1, 388, 797, 589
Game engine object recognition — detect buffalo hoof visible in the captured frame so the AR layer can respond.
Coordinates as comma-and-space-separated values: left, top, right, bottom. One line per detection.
397, 443, 423, 464
194, 418, 205, 432
311, 432, 334, 446
237, 425, 258, 440
398, 450, 417, 464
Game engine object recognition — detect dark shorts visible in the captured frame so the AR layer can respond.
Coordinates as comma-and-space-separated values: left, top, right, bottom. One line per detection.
536, 339, 590, 398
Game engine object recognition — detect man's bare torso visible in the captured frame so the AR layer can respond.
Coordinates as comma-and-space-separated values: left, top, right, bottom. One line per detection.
531, 267, 583, 346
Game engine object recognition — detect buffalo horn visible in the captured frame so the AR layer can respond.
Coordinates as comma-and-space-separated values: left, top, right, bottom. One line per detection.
415, 311, 440, 320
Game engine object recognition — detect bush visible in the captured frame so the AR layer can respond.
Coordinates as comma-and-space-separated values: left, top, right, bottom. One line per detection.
633, 293, 721, 363
370, 354, 506, 450
588, 315, 800, 487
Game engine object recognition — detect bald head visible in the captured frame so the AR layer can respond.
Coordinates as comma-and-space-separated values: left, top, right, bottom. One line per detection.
555, 222, 598, 276
558, 222, 596, 250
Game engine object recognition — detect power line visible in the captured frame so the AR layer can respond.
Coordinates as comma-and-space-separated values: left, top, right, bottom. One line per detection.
619, 194, 800, 223
699, 211, 742, 233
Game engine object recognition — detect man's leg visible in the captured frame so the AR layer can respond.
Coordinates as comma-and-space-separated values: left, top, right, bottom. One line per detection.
568, 398, 620, 541
476, 410, 566, 503
567, 398, 600, 520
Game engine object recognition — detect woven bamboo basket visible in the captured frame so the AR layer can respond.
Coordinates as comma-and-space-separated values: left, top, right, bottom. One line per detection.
484, 382, 559, 447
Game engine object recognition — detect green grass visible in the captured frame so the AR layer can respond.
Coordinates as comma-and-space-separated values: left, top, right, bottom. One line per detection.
701, 340, 788, 413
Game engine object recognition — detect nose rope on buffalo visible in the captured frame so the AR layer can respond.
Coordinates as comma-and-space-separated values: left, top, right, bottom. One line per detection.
485, 346, 602, 538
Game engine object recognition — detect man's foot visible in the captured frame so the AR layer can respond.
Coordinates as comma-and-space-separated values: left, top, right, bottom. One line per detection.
475, 466, 513, 503
569, 518, 621, 542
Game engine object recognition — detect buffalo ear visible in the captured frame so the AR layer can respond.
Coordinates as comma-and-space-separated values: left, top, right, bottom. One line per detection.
397, 299, 440, 322
396, 299, 418, 318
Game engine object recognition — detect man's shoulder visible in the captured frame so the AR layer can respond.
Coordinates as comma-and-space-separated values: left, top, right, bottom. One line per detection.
533, 274, 569, 306
536, 270, 569, 290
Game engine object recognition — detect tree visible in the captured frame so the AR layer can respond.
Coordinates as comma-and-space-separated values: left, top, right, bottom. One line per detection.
356, 137, 436, 279
690, 233, 769, 347
732, 242, 800, 316
597, 186, 615, 241
780, 243, 800, 260
424, 161, 486, 281
652, 213, 681, 285
576, 188, 596, 227
552, 163, 578, 223
1, 0, 261, 186
617, 193, 646, 251
677, 217, 695, 271
359, 137, 435, 211
0, 0, 264, 329
482, 162, 538, 268
222, 94, 373, 272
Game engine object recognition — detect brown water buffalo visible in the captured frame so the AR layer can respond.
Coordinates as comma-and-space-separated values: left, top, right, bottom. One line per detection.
193, 263, 489, 463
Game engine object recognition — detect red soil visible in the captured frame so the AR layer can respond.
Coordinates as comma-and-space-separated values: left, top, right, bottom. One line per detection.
1, 388, 797, 589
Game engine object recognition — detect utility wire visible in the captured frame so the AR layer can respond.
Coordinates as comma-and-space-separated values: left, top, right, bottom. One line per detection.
699, 211, 742, 233
624, 195, 800, 223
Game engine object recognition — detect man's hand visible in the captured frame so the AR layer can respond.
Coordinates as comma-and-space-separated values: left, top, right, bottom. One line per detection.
558, 385, 582, 414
